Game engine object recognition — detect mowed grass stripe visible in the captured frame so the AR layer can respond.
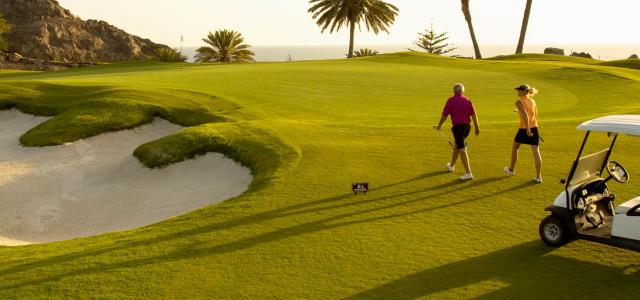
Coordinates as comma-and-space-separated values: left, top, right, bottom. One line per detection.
0, 53, 638, 298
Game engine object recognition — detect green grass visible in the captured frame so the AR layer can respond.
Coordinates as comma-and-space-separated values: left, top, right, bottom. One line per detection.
488, 53, 602, 65
490, 53, 640, 71
0, 83, 242, 146
1, 53, 640, 298
600, 59, 640, 70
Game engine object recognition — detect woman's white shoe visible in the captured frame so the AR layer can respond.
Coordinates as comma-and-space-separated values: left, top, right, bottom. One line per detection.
503, 167, 515, 176
460, 173, 474, 181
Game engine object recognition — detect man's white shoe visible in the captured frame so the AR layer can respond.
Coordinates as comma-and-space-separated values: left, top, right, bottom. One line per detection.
460, 173, 474, 181
534, 177, 543, 184
503, 167, 515, 176
446, 163, 454, 173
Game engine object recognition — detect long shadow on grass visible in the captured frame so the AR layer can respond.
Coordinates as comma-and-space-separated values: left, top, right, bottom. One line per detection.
0, 177, 533, 291
344, 240, 640, 299
0, 175, 501, 282
0, 171, 450, 277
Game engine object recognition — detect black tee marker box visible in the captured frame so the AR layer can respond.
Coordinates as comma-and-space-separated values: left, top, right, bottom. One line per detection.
352, 183, 369, 194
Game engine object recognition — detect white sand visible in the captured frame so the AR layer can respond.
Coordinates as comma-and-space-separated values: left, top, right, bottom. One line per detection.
0, 109, 252, 246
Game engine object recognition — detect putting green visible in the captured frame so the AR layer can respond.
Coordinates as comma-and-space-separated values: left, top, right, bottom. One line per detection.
0, 53, 639, 298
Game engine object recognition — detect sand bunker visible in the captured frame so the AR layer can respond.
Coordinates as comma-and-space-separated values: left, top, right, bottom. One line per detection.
0, 110, 252, 246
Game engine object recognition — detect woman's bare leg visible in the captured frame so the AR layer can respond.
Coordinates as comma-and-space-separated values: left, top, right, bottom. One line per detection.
532, 145, 542, 178
510, 142, 521, 170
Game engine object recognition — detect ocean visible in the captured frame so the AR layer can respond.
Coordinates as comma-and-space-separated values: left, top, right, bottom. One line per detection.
179, 44, 640, 62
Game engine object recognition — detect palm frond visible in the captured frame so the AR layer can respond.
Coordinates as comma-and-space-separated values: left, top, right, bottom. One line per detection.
195, 29, 255, 63
352, 48, 379, 57
309, 0, 398, 34
149, 48, 187, 62
308, 0, 398, 58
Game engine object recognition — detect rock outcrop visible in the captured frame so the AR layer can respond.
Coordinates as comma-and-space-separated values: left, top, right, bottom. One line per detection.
0, 0, 168, 62
571, 52, 593, 59
0, 51, 95, 70
543, 47, 565, 55
629, 54, 639, 59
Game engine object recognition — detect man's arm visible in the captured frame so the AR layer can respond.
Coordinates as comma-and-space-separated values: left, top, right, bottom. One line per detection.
434, 101, 449, 131
435, 114, 448, 131
472, 114, 480, 136
470, 103, 480, 135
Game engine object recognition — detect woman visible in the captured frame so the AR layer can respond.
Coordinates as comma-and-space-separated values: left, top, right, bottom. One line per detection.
504, 84, 542, 183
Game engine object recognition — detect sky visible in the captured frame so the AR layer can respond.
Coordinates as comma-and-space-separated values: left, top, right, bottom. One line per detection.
57, 0, 640, 48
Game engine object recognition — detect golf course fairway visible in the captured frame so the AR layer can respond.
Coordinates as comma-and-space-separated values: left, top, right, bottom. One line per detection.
0, 52, 639, 298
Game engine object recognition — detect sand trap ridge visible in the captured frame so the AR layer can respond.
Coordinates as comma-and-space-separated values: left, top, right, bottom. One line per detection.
0, 109, 252, 246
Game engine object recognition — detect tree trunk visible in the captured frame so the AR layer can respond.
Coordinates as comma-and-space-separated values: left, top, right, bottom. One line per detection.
348, 21, 355, 58
462, 1, 482, 59
516, 0, 533, 54
466, 20, 482, 59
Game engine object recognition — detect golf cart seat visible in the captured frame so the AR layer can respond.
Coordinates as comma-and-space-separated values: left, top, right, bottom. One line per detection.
616, 197, 640, 215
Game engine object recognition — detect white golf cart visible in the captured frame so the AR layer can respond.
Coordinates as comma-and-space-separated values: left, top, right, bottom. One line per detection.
539, 115, 640, 251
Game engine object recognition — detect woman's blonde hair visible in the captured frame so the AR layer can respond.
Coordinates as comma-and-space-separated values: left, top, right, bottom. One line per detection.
528, 87, 539, 96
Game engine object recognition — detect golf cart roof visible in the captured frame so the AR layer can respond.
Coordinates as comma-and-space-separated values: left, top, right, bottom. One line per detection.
578, 115, 640, 136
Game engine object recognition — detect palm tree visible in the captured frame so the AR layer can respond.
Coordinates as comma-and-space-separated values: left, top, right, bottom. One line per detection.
195, 30, 255, 63
150, 47, 187, 62
309, 0, 399, 58
0, 13, 11, 52
460, 0, 482, 59
353, 48, 379, 57
515, 0, 533, 54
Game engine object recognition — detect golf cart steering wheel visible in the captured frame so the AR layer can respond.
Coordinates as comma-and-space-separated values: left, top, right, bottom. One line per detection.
606, 161, 629, 184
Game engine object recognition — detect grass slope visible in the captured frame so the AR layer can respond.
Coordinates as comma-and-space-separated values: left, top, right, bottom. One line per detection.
600, 59, 640, 70
0, 53, 639, 299
491, 53, 640, 71
488, 53, 601, 65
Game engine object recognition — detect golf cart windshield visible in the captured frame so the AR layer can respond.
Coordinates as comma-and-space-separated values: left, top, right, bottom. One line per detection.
570, 149, 609, 185
569, 114, 640, 186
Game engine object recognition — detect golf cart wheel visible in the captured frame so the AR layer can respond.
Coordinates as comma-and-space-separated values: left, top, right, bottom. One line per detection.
539, 215, 568, 247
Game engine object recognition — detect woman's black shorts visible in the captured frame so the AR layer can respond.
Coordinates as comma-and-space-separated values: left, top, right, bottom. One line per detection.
452, 124, 471, 149
515, 127, 540, 146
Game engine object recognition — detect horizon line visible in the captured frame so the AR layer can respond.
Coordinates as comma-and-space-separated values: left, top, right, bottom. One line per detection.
175, 43, 640, 48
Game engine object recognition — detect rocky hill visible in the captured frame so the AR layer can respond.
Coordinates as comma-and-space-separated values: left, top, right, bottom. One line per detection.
0, 0, 168, 62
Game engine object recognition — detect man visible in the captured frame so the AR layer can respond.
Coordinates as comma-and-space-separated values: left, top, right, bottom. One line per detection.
434, 83, 481, 181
